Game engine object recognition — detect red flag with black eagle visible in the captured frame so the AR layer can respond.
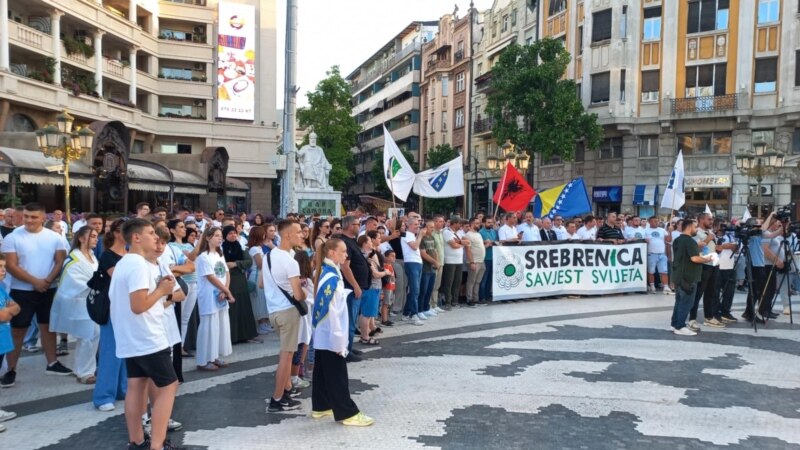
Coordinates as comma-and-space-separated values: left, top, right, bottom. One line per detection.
493, 162, 536, 212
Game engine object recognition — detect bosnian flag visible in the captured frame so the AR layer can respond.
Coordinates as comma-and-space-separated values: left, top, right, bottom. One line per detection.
383, 126, 416, 202
660, 151, 685, 211
413, 155, 464, 198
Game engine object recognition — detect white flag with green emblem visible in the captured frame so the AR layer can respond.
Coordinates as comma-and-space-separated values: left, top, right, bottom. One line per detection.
383, 125, 416, 202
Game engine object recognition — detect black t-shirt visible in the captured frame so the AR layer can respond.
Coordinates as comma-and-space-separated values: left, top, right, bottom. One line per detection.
341, 235, 371, 290
0, 226, 14, 238
597, 224, 624, 241
672, 234, 702, 286
99, 249, 124, 276
388, 236, 404, 260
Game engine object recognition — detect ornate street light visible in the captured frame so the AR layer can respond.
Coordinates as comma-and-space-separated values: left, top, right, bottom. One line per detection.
735, 138, 785, 219
35, 110, 94, 231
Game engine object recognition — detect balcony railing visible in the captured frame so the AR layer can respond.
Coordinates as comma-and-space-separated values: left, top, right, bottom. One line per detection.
473, 117, 494, 134
350, 42, 421, 93
670, 94, 739, 114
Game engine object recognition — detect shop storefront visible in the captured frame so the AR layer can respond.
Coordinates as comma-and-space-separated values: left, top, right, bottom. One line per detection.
684, 175, 731, 219
633, 184, 659, 219
592, 186, 622, 216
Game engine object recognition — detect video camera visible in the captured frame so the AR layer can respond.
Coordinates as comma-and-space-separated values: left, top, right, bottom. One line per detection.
776, 203, 796, 222
723, 218, 762, 241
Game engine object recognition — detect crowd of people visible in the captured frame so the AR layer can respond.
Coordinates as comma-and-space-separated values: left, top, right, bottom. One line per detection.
0, 202, 796, 448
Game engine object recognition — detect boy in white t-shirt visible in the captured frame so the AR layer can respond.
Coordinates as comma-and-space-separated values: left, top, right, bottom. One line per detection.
110, 219, 182, 450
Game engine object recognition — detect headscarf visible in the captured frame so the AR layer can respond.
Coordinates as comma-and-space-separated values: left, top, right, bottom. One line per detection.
221, 225, 244, 262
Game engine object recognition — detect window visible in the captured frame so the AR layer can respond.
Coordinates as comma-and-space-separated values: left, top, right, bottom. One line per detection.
599, 138, 623, 160
456, 72, 465, 92
752, 129, 775, 150
575, 141, 586, 162
687, 0, 729, 34
796, 51, 800, 86
758, 0, 780, 24
641, 70, 660, 102
620, 6, 627, 38
441, 112, 448, 131
502, 15, 509, 32
620, 69, 626, 102
161, 142, 191, 154
793, 128, 800, 154
685, 63, 726, 97
492, 21, 497, 37
430, 112, 435, 134
160, 104, 192, 116
591, 72, 610, 104
161, 67, 192, 80
177, 144, 192, 154
677, 132, 731, 155
441, 76, 449, 96
592, 9, 612, 43
455, 108, 465, 129
512, 9, 518, 26
576, 83, 582, 100
526, 37, 533, 46
549, 0, 567, 16
577, 26, 583, 55
639, 136, 658, 157
643, 7, 661, 41
131, 140, 145, 154
544, 154, 563, 165
754, 57, 777, 93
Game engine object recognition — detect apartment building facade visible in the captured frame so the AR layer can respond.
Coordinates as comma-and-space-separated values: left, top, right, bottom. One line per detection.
0, 0, 279, 214
468, 0, 800, 220
345, 21, 438, 204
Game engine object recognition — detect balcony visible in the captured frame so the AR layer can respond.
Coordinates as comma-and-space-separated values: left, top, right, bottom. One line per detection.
158, 1, 214, 23
473, 117, 494, 135
158, 40, 213, 62
426, 59, 450, 73
474, 71, 493, 93
361, 96, 418, 131
9, 21, 54, 56
350, 41, 421, 93
670, 94, 741, 114
158, 78, 213, 99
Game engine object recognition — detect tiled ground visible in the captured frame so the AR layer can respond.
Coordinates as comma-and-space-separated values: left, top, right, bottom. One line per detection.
2, 292, 800, 449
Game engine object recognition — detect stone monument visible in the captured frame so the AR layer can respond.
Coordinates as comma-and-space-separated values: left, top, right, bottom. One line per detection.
291, 132, 342, 217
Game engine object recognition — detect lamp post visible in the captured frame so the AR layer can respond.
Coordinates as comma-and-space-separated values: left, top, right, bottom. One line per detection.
735, 139, 785, 219
35, 110, 94, 231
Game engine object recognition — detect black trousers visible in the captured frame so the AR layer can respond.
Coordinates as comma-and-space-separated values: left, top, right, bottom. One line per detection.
172, 301, 183, 383
312, 349, 360, 421
690, 265, 719, 320
718, 269, 736, 316
745, 266, 768, 317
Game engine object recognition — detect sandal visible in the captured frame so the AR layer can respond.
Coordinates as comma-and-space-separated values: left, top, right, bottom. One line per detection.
77, 375, 96, 385
212, 359, 229, 368
197, 363, 219, 371
369, 328, 383, 337
359, 337, 380, 345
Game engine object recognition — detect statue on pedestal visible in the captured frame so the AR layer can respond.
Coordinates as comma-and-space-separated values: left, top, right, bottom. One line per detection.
296, 132, 332, 190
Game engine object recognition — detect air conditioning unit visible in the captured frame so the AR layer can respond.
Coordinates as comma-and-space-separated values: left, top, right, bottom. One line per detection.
193, 63, 205, 71
193, 26, 205, 34
193, 100, 205, 107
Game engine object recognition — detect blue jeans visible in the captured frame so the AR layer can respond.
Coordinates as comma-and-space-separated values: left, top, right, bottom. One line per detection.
346, 292, 361, 353
403, 262, 422, 317
671, 282, 697, 330
479, 262, 493, 302
419, 271, 436, 313
93, 321, 127, 408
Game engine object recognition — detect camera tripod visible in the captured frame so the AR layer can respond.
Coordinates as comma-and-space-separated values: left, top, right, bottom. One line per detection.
763, 228, 799, 326
719, 232, 768, 332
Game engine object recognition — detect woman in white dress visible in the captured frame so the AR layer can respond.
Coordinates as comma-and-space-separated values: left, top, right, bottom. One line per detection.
195, 227, 234, 371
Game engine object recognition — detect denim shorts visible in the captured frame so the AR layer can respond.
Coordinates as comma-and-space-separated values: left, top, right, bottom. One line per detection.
360, 289, 380, 317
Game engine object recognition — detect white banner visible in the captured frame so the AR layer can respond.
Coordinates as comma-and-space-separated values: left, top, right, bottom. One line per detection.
491, 242, 647, 300
217, 2, 256, 120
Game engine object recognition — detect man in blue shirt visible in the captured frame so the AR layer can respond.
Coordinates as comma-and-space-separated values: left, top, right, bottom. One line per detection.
744, 212, 779, 323
478, 216, 498, 304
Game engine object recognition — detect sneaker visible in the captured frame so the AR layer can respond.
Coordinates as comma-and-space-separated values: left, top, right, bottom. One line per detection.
56, 341, 69, 356
45, 361, 73, 376
388, 311, 397, 317
687, 320, 701, 332
673, 327, 697, 336
703, 318, 726, 328
647, 285, 656, 294
467, 302, 478, 308
0, 409, 16, 422
267, 397, 300, 412
425, 309, 437, 317
22, 344, 40, 353
311, 409, 333, 419
399, 315, 410, 322
342, 412, 375, 427
411, 318, 424, 326
415, 313, 427, 321
0, 370, 16, 388
380, 320, 395, 327
662, 286, 674, 295
292, 378, 310, 389
720, 314, 738, 323
257, 323, 273, 335
285, 387, 302, 398
0, 424, 5, 432
434, 307, 445, 313
167, 418, 183, 432
127, 438, 150, 450
97, 403, 115, 412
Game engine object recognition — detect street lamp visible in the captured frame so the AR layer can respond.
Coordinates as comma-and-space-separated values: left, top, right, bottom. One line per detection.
735, 139, 785, 219
35, 110, 94, 231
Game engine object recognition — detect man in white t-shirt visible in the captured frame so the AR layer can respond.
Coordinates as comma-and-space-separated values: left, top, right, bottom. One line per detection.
552, 215, 568, 240
464, 217, 486, 307
624, 216, 646, 241
51, 209, 69, 238
1, 203, 71, 388
400, 217, 426, 323
517, 212, 541, 242
441, 217, 466, 309
109, 218, 181, 450
263, 220, 306, 413
71, 212, 88, 234
645, 216, 672, 295
498, 213, 521, 244
575, 215, 598, 241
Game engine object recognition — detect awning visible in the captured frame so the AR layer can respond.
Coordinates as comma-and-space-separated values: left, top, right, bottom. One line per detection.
128, 161, 171, 192
226, 177, 248, 197
172, 169, 208, 195
633, 185, 659, 206
21, 173, 91, 187
0, 146, 93, 187
174, 186, 206, 195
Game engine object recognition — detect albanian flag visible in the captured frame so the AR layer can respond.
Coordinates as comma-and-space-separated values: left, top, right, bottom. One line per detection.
493, 162, 536, 212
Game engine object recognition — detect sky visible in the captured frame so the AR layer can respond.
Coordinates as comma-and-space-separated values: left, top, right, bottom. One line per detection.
274, 0, 497, 109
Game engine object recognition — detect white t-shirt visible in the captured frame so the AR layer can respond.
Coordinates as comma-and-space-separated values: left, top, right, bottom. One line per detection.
109, 253, 171, 358
155, 253, 182, 346
576, 226, 597, 240
401, 232, 422, 264
518, 223, 541, 241
498, 224, 519, 242
72, 219, 87, 234
262, 247, 300, 313
196, 251, 230, 316
553, 225, 567, 240
645, 227, 667, 254
1, 227, 68, 291
624, 226, 646, 241
58, 220, 68, 238
464, 231, 486, 263
718, 233, 738, 270
442, 228, 463, 264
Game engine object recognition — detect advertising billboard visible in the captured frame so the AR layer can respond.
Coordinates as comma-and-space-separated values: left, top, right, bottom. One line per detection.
217, 2, 256, 120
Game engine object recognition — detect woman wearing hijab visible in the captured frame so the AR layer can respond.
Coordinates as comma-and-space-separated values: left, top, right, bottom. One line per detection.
221, 225, 258, 343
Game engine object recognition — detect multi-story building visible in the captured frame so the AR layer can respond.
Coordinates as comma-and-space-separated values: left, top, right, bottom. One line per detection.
469, 0, 800, 220
0, 0, 278, 214
345, 21, 438, 205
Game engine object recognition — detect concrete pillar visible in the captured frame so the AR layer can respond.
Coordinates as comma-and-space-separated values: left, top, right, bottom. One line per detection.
51, 10, 64, 85
129, 0, 136, 23
0, 0, 9, 71
94, 31, 104, 96
129, 47, 137, 104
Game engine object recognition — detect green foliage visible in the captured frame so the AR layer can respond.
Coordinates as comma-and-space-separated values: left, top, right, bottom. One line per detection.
62, 37, 94, 58
297, 66, 361, 191
486, 38, 603, 163
372, 147, 418, 198
423, 144, 459, 215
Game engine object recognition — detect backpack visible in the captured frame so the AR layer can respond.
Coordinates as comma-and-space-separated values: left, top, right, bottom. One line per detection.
86, 268, 111, 325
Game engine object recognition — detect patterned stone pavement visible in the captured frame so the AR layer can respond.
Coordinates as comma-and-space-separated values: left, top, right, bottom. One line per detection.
2, 292, 800, 449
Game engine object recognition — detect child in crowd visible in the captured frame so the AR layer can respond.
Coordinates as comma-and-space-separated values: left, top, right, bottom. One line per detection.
291, 250, 314, 389
381, 250, 396, 327
0, 254, 20, 432
195, 227, 234, 372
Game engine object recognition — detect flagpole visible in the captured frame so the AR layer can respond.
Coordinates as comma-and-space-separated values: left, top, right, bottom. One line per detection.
493, 163, 509, 220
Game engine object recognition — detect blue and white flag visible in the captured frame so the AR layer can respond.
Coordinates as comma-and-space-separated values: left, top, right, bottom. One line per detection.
660, 151, 685, 210
413, 155, 464, 198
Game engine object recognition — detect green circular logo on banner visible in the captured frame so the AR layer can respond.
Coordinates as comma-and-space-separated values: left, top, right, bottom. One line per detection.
504, 264, 516, 277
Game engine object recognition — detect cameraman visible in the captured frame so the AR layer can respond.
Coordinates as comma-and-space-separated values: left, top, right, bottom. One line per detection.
765, 220, 799, 315
743, 212, 781, 323
716, 222, 739, 323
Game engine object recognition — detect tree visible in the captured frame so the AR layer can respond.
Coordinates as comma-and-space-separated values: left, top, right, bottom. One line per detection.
297, 66, 360, 191
422, 144, 460, 215
486, 38, 603, 163
372, 147, 418, 198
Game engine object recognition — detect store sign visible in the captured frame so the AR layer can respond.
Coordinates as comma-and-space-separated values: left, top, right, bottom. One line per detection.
683, 175, 731, 188
298, 199, 336, 216
592, 186, 622, 202
217, 2, 256, 120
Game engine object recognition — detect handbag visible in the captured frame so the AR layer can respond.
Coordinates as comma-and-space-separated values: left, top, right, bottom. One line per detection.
86, 268, 110, 325
266, 252, 308, 316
